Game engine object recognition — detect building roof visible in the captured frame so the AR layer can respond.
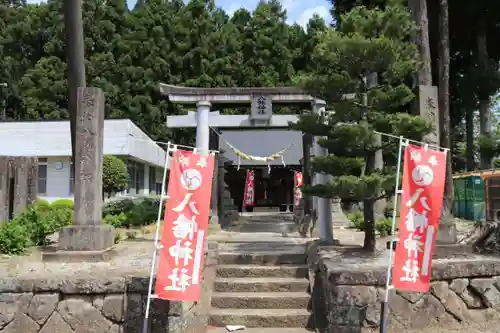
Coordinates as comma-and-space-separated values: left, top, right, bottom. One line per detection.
0, 119, 167, 167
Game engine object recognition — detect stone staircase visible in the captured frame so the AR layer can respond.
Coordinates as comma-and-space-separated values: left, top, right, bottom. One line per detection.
208, 239, 313, 333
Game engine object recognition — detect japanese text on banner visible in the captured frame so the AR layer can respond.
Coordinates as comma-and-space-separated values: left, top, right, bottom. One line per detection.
154, 149, 215, 301
243, 170, 255, 209
294, 171, 303, 207
392, 144, 446, 292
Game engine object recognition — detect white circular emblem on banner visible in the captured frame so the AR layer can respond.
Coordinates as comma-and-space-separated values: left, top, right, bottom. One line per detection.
412, 165, 434, 186
180, 169, 202, 191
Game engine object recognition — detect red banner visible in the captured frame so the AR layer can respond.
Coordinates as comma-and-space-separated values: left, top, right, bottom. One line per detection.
294, 171, 303, 206
392, 144, 447, 292
243, 170, 255, 208
154, 149, 215, 301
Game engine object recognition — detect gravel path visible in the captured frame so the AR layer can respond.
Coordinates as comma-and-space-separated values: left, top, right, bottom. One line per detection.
0, 241, 155, 279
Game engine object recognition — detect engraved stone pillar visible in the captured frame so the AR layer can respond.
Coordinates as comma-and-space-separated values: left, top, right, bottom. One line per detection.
13, 157, 29, 216
27, 157, 38, 206
44, 87, 115, 262
0, 157, 10, 223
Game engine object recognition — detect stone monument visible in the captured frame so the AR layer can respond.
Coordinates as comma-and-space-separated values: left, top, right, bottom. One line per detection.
43, 87, 115, 261
0, 156, 38, 222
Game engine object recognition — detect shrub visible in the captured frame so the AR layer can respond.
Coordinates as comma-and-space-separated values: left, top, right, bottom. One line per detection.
51, 199, 74, 210
33, 199, 50, 211
103, 155, 129, 196
12, 206, 74, 246
103, 195, 164, 228
376, 218, 394, 236
347, 211, 364, 231
103, 213, 128, 228
0, 203, 74, 255
0, 221, 31, 255
103, 196, 136, 216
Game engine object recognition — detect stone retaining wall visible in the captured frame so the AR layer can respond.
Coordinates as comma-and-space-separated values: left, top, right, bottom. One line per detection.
0, 243, 218, 333
307, 241, 500, 333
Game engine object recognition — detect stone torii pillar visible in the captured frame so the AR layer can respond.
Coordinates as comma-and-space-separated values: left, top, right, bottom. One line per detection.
312, 99, 334, 244
195, 101, 219, 227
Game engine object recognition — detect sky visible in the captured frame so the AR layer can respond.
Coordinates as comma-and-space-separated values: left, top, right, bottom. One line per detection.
26, 0, 332, 28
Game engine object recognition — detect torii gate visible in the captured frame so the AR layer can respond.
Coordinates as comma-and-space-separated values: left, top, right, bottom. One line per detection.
159, 83, 334, 243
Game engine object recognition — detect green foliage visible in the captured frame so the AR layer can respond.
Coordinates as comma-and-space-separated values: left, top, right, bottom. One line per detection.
11, 206, 73, 247
0, 0, 328, 145
375, 218, 393, 236
477, 135, 500, 162
293, 1, 431, 251
103, 195, 164, 228
103, 155, 129, 195
0, 221, 31, 255
0, 205, 74, 255
347, 211, 364, 230
103, 213, 128, 228
33, 199, 50, 210
347, 211, 394, 236
50, 199, 74, 210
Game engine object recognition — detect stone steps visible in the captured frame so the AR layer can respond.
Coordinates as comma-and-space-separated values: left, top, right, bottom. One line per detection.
211, 292, 310, 309
216, 264, 309, 278
214, 277, 309, 293
208, 328, 314, 333
208, 236, 311, 331
208, 308, 311, 328
218, 252, 306, 265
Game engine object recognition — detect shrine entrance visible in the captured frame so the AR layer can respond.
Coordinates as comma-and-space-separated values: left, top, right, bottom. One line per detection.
159, 83, 335, 243
225, 165, 297, 212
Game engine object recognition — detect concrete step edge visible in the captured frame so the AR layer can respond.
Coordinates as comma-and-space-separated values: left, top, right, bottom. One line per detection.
211, 291, 310, 298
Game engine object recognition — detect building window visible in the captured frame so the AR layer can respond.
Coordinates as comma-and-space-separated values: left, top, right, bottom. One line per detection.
127, 160, 146, 194
149, 166, 156, 195
69, 161, 74, 194
127, 161, 136, 194
136, 163, 145, 194
155, 182, 163, 195
38, 158, 48, 195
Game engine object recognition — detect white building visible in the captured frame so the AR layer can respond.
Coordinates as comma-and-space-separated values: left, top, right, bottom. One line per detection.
0, 119, 167, 202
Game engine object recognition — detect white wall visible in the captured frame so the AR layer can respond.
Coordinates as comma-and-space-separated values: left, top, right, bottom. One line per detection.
39, 157, 72, 203
219, 129, 303, 166
39, 156, 163, 203
0, 120, 166, 168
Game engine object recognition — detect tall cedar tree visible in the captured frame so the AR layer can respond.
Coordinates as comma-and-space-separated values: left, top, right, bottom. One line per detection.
292, 0, 431, 252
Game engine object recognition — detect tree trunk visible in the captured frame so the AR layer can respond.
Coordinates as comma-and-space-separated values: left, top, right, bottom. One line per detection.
409, 0, 432, 86
465, 109, 475, 170
363, 199, 376, 252
477, 31, 492, 169
437, 0, 456, 243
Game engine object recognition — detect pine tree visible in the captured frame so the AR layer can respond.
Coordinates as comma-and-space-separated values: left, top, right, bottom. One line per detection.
292, 0, 432, 252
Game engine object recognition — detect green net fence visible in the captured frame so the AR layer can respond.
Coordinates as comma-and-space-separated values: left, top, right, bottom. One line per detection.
453, 175, 486, 221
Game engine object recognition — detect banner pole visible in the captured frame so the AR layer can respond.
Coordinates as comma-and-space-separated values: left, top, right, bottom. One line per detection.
142, 143, 174, 333
379, 136, 405, 333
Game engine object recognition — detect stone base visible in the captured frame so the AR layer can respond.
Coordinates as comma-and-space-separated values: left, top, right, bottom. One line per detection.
210, 214, 220, 226
436, 221, 458, 244
42, 224, 117, 262
208, 221, 221, 233
42, 247, 116, 262
58, 224, 116, 251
